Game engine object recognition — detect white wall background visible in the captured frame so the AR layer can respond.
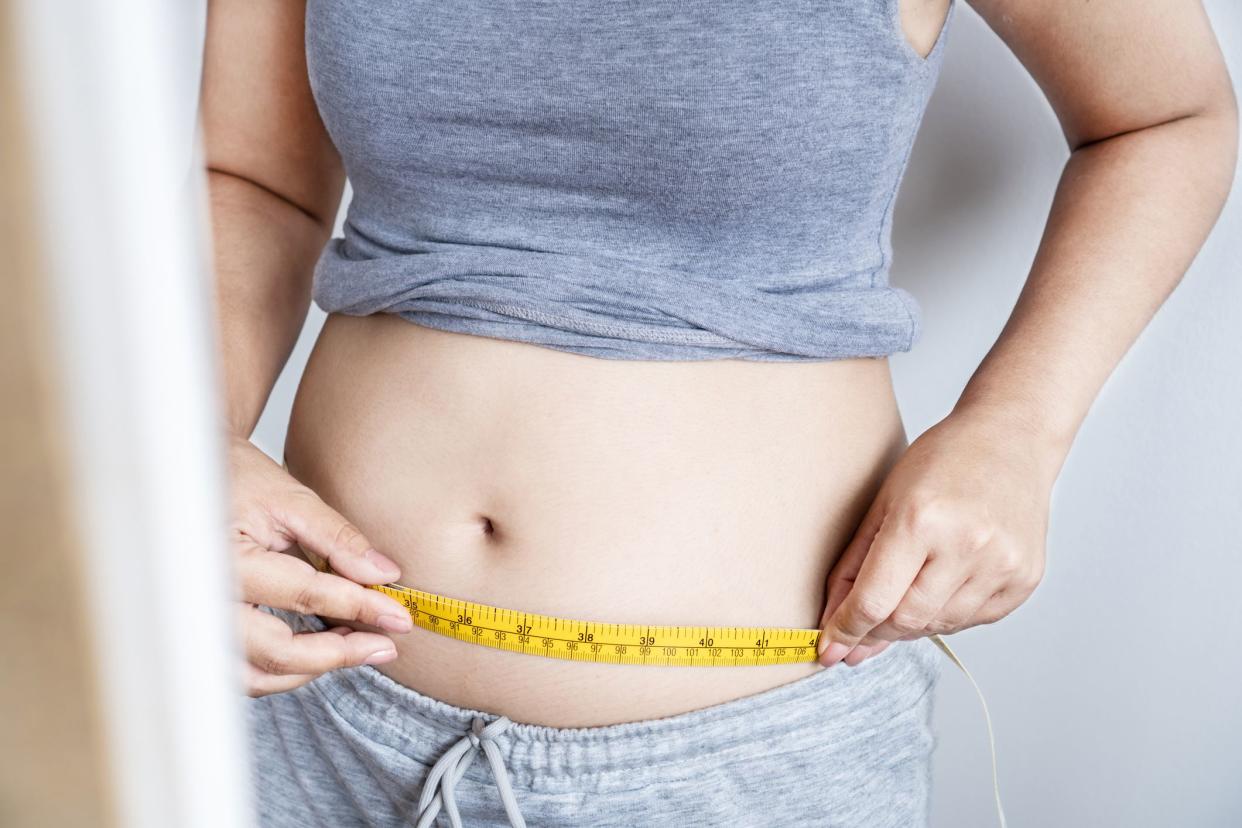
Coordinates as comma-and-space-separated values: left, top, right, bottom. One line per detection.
187, 3, 1241, 825
895, 4, 1242, 827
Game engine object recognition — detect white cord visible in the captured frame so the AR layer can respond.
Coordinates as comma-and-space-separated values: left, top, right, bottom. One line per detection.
928, 633, 1008, 828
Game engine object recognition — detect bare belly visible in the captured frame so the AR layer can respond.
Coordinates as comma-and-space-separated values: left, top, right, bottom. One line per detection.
282, 312, 909, 727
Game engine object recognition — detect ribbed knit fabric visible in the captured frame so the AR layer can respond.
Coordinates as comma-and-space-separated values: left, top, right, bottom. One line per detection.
248, 606, 944, 827
305, 0, 956, 360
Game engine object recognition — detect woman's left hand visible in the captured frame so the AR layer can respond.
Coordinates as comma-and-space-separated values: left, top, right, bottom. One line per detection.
817, 407, 1061, 668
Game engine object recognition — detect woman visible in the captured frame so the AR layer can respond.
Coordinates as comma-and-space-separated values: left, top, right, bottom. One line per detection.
202, 0, 1237, 825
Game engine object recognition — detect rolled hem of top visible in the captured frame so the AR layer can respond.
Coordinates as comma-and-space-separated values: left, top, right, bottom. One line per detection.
388, 308, 916, 362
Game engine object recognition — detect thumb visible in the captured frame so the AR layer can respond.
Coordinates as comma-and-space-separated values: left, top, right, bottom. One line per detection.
820, 498, 885, 631
274, 493, 402, 586
818, 508, 924, 664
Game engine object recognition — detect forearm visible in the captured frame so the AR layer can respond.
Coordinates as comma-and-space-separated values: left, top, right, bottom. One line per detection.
207, 168, 334, 439
950, 105, 1239, 474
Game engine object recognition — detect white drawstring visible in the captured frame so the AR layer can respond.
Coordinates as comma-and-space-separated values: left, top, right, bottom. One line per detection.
415, 715, 527, 828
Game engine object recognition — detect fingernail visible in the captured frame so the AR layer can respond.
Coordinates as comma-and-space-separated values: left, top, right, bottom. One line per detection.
819, 641, 851, 667
376, 613, 413, 633
365, 549, 401, 580
364, 648, 398, 665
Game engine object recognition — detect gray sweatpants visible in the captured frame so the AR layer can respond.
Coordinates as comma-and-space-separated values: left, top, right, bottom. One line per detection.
247, 606, 944, 827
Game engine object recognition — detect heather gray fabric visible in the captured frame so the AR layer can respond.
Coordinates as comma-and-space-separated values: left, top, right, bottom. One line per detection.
304, 0, 957, 360
247, 606, 943, 827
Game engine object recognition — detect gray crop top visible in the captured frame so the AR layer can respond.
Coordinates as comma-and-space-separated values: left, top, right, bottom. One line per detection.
305, 0, 957, 360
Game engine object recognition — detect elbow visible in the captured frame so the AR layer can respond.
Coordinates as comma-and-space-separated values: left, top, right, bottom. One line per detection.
1197, 94, 1239, 215
206, 164, 341, 236
1213, 96, 1239, 193
1199, 63, 1240, 189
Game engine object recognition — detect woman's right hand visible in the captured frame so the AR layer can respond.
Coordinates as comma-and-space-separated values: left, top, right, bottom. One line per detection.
225, 434, 415, 697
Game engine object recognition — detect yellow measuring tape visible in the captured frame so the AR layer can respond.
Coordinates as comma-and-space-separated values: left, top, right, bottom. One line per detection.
307, 552, 1007, 826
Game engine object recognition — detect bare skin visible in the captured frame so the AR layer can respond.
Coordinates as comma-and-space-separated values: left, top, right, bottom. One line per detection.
278, 316, 907, 724
201, 0, 1237, 726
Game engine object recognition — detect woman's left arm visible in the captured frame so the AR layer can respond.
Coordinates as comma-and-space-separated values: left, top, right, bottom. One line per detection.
818, 0, 1238, 667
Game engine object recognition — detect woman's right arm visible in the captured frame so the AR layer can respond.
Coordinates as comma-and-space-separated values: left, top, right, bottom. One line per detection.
200, 0, 413, 698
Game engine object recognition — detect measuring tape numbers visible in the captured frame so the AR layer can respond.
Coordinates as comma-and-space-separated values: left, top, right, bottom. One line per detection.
308, 553, 823, 666
302, 547, 1007, 826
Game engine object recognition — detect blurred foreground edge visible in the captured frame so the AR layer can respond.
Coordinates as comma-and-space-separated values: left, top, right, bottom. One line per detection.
0, 2, 254, 827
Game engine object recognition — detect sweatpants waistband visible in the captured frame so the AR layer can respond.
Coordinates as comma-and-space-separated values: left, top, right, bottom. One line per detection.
272, 606, 943, 795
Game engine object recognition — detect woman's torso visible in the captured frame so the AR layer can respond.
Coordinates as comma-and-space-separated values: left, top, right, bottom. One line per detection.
283, 313, 908, 727
280, 0, 954, 727
305, 0, 954, 360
